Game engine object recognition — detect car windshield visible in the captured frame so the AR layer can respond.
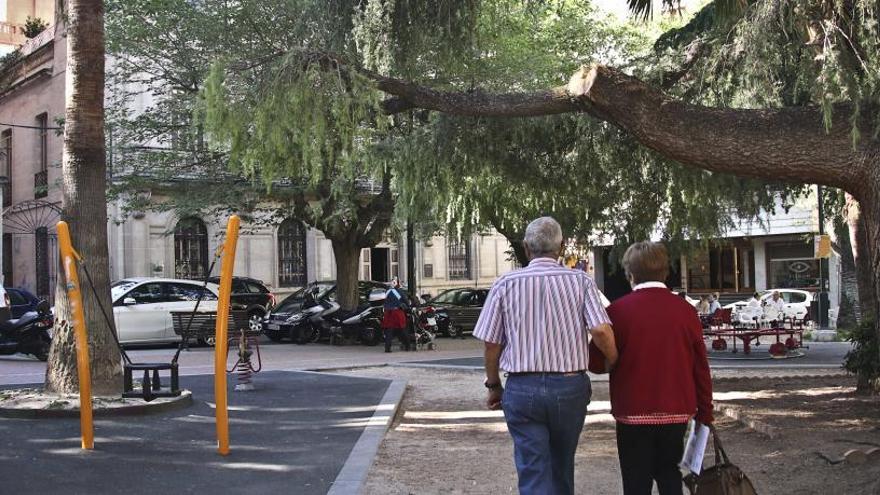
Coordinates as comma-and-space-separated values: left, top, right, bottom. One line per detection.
111, 280, 140, 301
275, 282, 334, 312
432, 289, 474, 305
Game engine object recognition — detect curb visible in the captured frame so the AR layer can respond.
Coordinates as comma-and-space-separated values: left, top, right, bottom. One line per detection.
390, 362, 484, 371
711, 370, 848, 383
716, 403, 777, 439
327, 378, 407, 495
0, 390, 194, 419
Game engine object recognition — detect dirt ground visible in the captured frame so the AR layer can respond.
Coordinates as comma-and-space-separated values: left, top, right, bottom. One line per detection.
339, 366, 880, 495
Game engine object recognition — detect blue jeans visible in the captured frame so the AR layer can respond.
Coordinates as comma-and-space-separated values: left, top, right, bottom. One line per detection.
502, 372, 591, 495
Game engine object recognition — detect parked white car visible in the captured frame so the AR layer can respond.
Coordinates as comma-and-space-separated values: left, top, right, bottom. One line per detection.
111, 278, 220, 344
723, 289, 813, 320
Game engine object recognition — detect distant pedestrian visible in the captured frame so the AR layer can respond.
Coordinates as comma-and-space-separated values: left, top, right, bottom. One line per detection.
382, 277, 410, 353
697, 295, 711, 314
473, 216, 618, 495
707, 293, 721, 314
604, 242, 713, 495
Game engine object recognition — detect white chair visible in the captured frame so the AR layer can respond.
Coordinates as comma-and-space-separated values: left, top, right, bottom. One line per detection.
762, 306, 782, 327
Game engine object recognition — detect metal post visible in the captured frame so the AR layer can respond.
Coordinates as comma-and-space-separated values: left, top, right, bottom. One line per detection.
57, 221, 94, 449
817, 184, 826, 328
0, 177, 7, 286
406, 221, 416, 300
214, 215, 240, 456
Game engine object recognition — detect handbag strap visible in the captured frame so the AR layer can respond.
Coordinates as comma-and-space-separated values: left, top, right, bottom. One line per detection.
710, 424, 731, 466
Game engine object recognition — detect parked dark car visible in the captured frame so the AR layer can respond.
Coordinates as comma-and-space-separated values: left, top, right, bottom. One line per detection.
426, 287, 489, 338
208, 276, 275, 332
6, 288, 44, 319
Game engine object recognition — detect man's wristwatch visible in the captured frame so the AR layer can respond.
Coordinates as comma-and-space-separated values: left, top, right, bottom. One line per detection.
484, 378, 503, 390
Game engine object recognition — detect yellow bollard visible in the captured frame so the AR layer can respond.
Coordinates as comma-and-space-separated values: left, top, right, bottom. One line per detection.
214, 215, 240, 456
57, 221, 94, 450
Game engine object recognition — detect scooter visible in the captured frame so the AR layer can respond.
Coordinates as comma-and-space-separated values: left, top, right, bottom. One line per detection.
263, 287, 329, 344
324, 304, 383, 346
0, 300, 53, 361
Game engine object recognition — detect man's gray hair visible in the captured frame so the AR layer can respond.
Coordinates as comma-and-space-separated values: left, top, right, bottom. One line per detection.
524, 217, 563, 258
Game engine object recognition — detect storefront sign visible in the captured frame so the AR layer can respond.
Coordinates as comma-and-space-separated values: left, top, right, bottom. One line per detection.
814, 234, 831, 259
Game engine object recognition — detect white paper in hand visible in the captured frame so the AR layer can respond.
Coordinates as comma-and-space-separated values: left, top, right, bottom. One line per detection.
679, 420, 710, 475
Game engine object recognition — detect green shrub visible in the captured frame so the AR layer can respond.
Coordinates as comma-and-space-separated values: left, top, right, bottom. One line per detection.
844, 317, 879, 387
23, 17, 47, 39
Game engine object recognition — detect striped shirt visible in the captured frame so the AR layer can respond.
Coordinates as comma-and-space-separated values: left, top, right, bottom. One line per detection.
473, 257, 611, 372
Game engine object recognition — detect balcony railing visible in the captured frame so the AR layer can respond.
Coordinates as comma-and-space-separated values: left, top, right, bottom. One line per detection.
34, 170, 47, 198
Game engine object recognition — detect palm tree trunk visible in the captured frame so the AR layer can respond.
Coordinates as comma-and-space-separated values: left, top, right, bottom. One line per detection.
45, 0, 122, 395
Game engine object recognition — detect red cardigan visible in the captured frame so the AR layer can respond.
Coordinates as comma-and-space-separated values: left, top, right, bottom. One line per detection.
605, 288, 713, 425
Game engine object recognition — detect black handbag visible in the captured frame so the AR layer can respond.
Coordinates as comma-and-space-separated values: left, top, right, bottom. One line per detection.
684, 426, 757, 495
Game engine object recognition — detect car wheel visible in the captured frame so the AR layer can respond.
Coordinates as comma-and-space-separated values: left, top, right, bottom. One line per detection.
201, 337, 216, 347
247, 311, 264, 333
447, 325, 463, 339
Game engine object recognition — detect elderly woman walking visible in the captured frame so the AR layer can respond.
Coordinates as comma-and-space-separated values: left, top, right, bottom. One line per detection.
602, 242, 714, 495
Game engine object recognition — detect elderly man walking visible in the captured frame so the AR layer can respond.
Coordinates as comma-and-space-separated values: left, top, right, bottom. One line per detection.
474, 217, 618, 495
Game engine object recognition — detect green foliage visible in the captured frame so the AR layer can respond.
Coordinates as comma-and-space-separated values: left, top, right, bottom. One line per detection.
844, 317, 879, 385
651, 0, 880, 137
23, 16, 48, 38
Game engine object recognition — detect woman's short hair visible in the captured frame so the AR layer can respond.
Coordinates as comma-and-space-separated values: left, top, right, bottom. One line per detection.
622, 241, 670, 285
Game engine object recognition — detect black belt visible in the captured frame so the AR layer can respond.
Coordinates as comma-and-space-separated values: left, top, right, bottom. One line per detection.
506, 370, 586, 377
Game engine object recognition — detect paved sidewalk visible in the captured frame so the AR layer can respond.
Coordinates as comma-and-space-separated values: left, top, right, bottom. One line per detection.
407, 341, 851, 370
0, 371, 397, 495
0, 337, 483, 386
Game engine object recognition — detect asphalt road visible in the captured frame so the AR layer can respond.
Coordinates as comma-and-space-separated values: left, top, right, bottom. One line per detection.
0, 371, 390, 495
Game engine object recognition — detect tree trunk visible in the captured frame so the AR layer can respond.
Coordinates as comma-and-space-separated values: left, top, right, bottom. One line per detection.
331, 239, 362, 311
45, 0, 122, 395
509, 238, 529, 267
846, 193, 876, 321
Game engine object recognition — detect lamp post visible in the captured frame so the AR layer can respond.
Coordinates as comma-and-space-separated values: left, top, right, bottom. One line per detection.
817, 184, 828, 329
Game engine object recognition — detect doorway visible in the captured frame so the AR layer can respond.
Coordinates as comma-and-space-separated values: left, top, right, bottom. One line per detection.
370, 247, 389, 282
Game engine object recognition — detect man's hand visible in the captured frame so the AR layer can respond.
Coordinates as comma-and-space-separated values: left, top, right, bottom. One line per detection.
484, 342, 504, 410
487, 388, 503, 410
591, 323, 618, 370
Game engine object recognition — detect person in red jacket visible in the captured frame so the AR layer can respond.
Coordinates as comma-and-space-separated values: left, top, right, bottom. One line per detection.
605, 241, 713, 495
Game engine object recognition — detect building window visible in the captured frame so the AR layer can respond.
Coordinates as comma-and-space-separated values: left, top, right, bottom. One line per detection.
447, 238, 472, 280
361, 248, 371, 281
767, 241, 820, 289
390, 247, 399, 280
277, 217, 307, 287
1, 129, 11, 207
34, 114, 48, 199
423, 263, 434, 278
174, 217, 208, 280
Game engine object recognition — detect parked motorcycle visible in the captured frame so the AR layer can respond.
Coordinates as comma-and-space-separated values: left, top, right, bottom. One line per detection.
0, 300, 53, 361
263, 287, 327, 344
322, 290, 385, 346
325, 304, 383, 346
